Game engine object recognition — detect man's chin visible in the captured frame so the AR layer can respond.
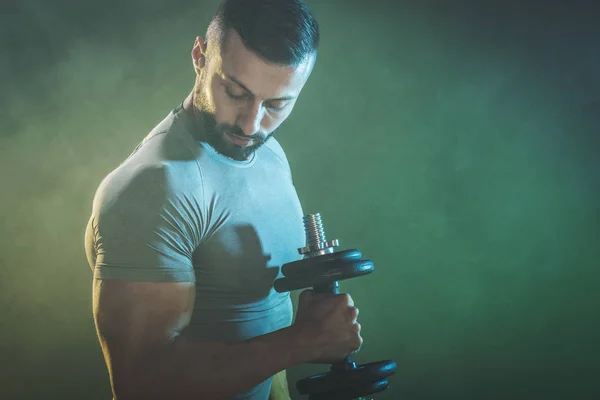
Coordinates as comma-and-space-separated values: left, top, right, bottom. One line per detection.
211, 138, 259, 161
228, 147, 255, 161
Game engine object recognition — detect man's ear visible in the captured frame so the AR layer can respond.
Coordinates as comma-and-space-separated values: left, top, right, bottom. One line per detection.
191, 36, 207, 73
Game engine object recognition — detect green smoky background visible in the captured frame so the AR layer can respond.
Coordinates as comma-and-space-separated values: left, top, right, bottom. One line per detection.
1, 0, 599, 399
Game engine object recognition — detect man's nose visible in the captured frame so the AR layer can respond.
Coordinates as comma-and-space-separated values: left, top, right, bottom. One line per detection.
237, 100, 263, 137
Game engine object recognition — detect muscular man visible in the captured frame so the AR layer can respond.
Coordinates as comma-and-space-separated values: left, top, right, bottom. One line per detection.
84, 0, 362, 399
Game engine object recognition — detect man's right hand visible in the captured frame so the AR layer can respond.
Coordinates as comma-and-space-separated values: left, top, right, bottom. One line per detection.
292, 289, 362, 364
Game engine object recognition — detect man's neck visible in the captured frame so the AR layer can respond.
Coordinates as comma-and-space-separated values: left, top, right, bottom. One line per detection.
181, 91, 209, 142
182, 90, 195, 117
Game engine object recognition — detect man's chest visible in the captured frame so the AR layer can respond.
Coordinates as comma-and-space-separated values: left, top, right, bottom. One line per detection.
191, 175, 305, 299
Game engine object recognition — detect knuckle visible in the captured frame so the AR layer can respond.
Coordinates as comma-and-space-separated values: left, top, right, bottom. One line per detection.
340, 293, 352, 305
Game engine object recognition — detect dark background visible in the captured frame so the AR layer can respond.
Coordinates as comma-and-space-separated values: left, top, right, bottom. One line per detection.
1, 0, 599, 399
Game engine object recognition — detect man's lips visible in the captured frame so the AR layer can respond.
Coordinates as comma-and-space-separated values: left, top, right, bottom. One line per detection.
225, 132, 253, 146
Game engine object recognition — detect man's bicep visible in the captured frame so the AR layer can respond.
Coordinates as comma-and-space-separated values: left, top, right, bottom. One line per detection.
92, 279, 195, 392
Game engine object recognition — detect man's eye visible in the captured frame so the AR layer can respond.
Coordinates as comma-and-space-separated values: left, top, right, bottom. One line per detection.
266, 102, 287, 112
225, 87, 247, 99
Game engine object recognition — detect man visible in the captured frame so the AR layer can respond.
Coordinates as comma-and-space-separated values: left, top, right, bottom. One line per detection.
84, 0, 362, 399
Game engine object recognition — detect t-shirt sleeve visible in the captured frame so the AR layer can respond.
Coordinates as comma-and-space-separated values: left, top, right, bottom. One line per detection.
88, 162, 202, 282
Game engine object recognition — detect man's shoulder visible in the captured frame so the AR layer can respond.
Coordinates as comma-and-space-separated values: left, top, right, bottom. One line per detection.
263, 136, 287, 158
109, 108, 201, 190
94, 162, 183, 215
262, 137, 291, 174
94, 142, 203, 220
134, 108, 197, 162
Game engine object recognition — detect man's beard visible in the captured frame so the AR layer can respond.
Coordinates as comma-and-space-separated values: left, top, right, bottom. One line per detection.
200, 110, 273, 161
192, 87, 273, 161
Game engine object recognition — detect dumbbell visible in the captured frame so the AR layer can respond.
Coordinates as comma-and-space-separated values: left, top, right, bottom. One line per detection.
274, 213, 397, 400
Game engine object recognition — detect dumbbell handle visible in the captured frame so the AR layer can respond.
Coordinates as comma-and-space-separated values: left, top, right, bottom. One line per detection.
313, 281, 359, 372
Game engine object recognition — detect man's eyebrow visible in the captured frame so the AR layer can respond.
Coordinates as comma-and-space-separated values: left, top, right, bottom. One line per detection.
227, 75, 253, 95
226, 74, 296, 102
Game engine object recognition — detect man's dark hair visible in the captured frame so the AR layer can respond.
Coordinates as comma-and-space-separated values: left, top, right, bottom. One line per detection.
207, 0, 320, 66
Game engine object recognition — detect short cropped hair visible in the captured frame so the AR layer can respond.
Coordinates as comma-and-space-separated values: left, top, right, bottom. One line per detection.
206, 0, 320, 66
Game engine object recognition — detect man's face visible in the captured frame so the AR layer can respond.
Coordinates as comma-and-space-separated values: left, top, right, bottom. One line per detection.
192, 29, 315, 161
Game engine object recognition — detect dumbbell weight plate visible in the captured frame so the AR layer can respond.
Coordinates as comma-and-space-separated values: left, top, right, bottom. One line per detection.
281, 249, 363, 277
307, 379, 390, 400
273, 259, 374, 293
297, 360, 397, 396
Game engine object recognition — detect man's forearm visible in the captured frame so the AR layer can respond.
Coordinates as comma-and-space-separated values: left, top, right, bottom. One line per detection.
126, 325, 313, 399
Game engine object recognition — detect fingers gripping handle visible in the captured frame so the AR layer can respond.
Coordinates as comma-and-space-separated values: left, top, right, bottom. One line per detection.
312, 281, 358, 372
